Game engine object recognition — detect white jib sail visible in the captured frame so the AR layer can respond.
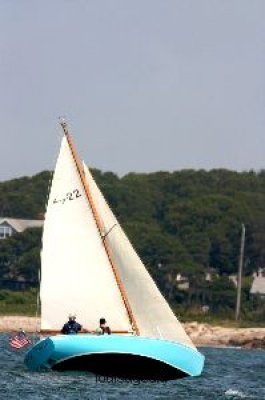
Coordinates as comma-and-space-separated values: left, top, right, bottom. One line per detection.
40, 137, 131, 331
83, 163, 196, 348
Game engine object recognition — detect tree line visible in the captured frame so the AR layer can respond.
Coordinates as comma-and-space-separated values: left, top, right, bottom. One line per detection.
1, 168, 265, 320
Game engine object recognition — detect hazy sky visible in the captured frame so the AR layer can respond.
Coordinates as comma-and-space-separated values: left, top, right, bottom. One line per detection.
1, 1, 265, 181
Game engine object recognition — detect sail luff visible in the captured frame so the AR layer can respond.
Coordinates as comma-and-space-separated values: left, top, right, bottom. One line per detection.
60, 121, 139, 335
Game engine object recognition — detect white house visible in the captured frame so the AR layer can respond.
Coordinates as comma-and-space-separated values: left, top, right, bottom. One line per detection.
228, 274, 238, 288
175, 273, 189, 290
0, 217, 43, 239
250, 268, 265, 298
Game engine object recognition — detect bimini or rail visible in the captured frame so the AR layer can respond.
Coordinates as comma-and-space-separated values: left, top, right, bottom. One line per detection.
24, 334, 204, 381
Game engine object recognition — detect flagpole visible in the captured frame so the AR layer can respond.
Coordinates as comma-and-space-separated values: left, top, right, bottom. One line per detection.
235, 224, 245, 321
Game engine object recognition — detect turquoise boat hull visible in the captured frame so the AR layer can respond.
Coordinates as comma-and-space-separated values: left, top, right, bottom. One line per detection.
24, 334, 204, 381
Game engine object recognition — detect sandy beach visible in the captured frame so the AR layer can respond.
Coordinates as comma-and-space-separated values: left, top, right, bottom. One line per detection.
1, 316, 264, 348
0, 316, 40, 334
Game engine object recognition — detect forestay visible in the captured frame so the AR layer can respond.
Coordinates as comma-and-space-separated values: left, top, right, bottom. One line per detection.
40, 137, 131, 331
83, 164, 195, 348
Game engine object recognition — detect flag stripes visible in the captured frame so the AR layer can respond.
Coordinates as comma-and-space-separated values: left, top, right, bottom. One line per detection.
9, 335, 31, 349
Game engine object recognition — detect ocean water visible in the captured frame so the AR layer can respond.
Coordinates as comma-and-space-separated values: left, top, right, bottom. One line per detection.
1, 334, 264, 399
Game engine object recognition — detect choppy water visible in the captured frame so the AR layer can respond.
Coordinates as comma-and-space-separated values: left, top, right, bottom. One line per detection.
1, 334, 264, 399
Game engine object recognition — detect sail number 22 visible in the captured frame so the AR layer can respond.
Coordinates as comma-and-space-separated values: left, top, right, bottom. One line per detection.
53, 189, 82, 204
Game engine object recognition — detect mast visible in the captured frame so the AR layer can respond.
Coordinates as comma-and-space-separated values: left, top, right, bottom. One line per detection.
59, 119, 139, 335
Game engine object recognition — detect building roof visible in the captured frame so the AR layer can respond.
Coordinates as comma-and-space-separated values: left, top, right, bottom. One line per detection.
0, 218, 43, 232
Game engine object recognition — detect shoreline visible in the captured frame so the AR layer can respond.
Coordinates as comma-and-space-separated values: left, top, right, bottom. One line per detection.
184, 321, 265, 349
1, 316, 264, 349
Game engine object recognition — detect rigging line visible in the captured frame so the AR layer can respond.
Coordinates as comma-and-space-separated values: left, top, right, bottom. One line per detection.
102, 224, 117, 241
60, 119, 140, 336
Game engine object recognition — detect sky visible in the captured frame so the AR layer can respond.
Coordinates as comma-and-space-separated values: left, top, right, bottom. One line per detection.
1, 0, 265, 181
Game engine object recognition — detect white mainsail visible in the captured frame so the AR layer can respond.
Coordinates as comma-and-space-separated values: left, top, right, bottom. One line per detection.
40, 136, 132, 331
83, 163, 195, 348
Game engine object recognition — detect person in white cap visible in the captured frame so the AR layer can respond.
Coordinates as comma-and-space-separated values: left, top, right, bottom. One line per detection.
61, 314, 82, 334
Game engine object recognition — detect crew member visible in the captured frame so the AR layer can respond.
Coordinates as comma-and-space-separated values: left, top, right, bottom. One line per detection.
97, 318, 111, 335
61, 314, 82, 334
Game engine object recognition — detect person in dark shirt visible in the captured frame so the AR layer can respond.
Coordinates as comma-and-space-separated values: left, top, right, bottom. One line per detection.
61, 314, 82, 335
98, 318, 111, 335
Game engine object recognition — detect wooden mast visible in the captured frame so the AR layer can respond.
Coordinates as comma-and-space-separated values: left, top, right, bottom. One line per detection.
59, 119, 140, 335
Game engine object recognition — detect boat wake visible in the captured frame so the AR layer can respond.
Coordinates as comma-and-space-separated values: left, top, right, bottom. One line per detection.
225, 388, 246, 398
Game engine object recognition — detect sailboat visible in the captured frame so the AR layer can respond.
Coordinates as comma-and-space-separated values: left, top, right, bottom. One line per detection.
24, 120, 204, 380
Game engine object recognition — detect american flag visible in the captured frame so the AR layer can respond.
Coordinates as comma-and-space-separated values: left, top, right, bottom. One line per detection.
9, 333, 32, 349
